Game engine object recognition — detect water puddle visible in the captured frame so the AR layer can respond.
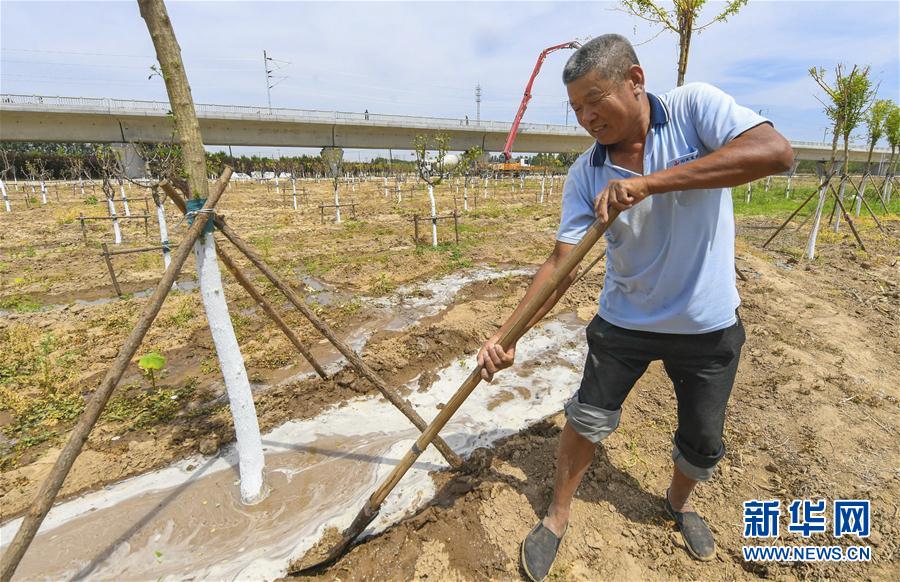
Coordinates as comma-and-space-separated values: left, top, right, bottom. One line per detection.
270, 266, 537, 384
1, 314, 586, 581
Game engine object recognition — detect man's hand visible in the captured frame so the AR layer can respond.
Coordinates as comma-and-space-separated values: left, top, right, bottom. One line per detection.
477, 335, 516, 382
594, 176, 651, 223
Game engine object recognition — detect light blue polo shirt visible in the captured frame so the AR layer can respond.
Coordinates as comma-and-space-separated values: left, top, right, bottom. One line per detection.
557, 82, 769, 334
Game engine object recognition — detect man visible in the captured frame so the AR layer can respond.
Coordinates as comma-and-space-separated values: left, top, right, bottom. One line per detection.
477, 34, 792, 581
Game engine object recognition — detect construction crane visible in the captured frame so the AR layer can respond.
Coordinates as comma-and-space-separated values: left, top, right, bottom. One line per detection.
501, 41, 582, 161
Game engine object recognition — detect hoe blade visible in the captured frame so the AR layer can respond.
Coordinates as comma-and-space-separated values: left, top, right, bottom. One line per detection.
289, 502, 380, 576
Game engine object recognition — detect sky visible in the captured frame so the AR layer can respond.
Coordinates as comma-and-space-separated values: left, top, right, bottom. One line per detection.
1, 0, 898, 160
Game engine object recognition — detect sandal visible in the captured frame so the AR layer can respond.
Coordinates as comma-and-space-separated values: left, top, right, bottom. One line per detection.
665, 489, 717, 561
521, 520, 565, 581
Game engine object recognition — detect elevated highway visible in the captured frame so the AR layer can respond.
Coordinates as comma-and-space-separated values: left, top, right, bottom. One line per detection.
0, 94, 892, 164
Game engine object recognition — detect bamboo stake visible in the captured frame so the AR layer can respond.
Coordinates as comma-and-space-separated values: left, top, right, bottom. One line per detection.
160, 183, 462, 468
291, 209, 621, 574
0, 177, 227, 582
572, 249, 606, 285
763, 181, 829, 248
829, 183, 866, 251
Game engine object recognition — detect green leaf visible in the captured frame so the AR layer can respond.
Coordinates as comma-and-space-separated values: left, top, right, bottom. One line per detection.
138, 352, 166, 371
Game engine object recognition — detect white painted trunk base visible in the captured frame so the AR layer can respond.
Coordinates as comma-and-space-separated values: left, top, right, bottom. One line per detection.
428, 184, 438, 246
119, 183, 131, 217
107, 198, 122, 245
194, 232, 266, 503
0, 180, 10, 212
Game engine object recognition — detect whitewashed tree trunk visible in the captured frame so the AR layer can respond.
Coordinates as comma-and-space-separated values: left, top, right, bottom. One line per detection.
786, 174, 793, 198
549, 175, 555, 199
79, 178, 85, 196
745, 182, 752, 204
107, 197, 122, 245
428, 184, 438, 247
805, 182, 829, 260
854, 174, 868, 216
1, 179, 10, 212
463, 183, 469, 211
119, 181, 131, 216
194, 232, 265, 503
540, 176, 546, 204
764, 176, 771, 192
291, 177, 298, 210
397, 179, 402, 203
274, 174, 280, 196
334, 182, 342, 223
155, 198, 172, 273
833, 178, 847, 232
39, 182, 47, 205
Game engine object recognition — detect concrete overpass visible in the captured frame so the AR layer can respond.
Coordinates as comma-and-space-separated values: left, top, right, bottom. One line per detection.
0, 93, 893, 164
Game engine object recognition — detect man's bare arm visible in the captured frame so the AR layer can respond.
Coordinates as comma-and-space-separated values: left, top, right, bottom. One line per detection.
645, 123, 794, 195
477, 241, 578, 381
595, 123, 794, 222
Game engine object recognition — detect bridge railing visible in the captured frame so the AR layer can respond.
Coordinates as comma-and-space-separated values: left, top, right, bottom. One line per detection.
0, 93, 585, 136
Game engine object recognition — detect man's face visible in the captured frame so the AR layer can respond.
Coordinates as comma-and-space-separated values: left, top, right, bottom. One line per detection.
567, 69, 643, 145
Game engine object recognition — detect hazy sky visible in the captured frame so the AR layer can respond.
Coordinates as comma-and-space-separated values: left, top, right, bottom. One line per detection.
1, 0, 898, 159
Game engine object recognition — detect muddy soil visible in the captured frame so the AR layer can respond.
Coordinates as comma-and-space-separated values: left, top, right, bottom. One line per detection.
0, 177, 571, 515
286, 219, 900, 581
2, 177, 898, 581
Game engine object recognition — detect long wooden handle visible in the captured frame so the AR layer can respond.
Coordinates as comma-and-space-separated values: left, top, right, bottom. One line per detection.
369, 210, 618, 507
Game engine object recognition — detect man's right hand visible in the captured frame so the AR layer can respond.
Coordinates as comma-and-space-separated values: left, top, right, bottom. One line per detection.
477, 335, 516, 382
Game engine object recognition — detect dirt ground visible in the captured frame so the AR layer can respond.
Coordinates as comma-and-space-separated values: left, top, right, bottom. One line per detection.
1, 177, 898, 581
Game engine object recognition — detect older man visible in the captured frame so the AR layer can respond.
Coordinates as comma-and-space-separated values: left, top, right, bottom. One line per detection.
477, 34, 792, 581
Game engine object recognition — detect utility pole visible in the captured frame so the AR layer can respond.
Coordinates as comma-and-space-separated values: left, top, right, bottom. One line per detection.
475, 83, 481, 123
263, 50, 290, 114
263, 50, 272, 113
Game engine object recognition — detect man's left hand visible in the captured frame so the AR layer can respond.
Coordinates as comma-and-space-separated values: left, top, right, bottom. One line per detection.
594, 177, 651, 223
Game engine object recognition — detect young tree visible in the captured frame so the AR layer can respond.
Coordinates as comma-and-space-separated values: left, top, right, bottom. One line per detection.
804, 64, 875, 257
92, 145, 124, 244
885, 102, 900, 205
0, 148, 12, 212
810, 64, 874, 232
620, 0, 748, 86
414, 133, 457, 246
321, 147, 344, 222
457, 146, 484, 212
139, 0, 265, 504
854, 98, 892, 214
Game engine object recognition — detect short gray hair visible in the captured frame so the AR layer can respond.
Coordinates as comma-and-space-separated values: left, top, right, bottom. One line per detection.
562, 34, 640, 84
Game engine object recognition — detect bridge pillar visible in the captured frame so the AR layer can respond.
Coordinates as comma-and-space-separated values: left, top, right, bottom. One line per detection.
110, 143, 147, 178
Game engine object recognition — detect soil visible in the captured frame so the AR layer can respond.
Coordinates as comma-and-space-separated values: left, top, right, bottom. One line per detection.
2, 177, 899, 581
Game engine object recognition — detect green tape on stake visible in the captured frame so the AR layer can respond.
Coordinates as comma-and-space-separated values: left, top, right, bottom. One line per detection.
185, 197, 215, 234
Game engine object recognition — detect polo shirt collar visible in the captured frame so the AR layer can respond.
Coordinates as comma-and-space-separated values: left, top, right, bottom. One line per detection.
590, 92, 669, 167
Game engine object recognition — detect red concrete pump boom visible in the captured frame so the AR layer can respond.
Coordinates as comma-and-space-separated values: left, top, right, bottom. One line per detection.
501, 40, 581, 161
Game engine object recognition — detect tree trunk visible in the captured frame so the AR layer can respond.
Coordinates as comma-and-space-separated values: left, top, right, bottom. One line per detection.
139, 0, 264, 503
334, 179, 342, 222
107, 196, 122, 245
428, 184, 438, 247
805, 179, 831, 260
676, 19, 693, 87
119, 179, 131, 216
1, 179, 10, 212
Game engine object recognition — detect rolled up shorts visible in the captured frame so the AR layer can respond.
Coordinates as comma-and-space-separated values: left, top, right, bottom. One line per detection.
564, 312, 745, 481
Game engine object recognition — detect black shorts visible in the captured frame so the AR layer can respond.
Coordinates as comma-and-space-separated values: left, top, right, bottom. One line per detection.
564, 312, 745, 481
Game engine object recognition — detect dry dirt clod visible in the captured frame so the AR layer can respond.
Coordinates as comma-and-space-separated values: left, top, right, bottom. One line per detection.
198, 437, 219, 456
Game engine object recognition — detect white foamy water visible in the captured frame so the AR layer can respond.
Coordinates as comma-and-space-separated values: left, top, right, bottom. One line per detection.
1, 316, 585, 582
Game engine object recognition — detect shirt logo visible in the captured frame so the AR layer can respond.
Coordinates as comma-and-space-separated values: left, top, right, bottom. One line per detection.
667, 148, 699, 168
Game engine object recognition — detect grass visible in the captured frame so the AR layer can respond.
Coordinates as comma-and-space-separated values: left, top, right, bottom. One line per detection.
0, 295, 44, 312
102, 380, 197, 432
732, 180, 900, 219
